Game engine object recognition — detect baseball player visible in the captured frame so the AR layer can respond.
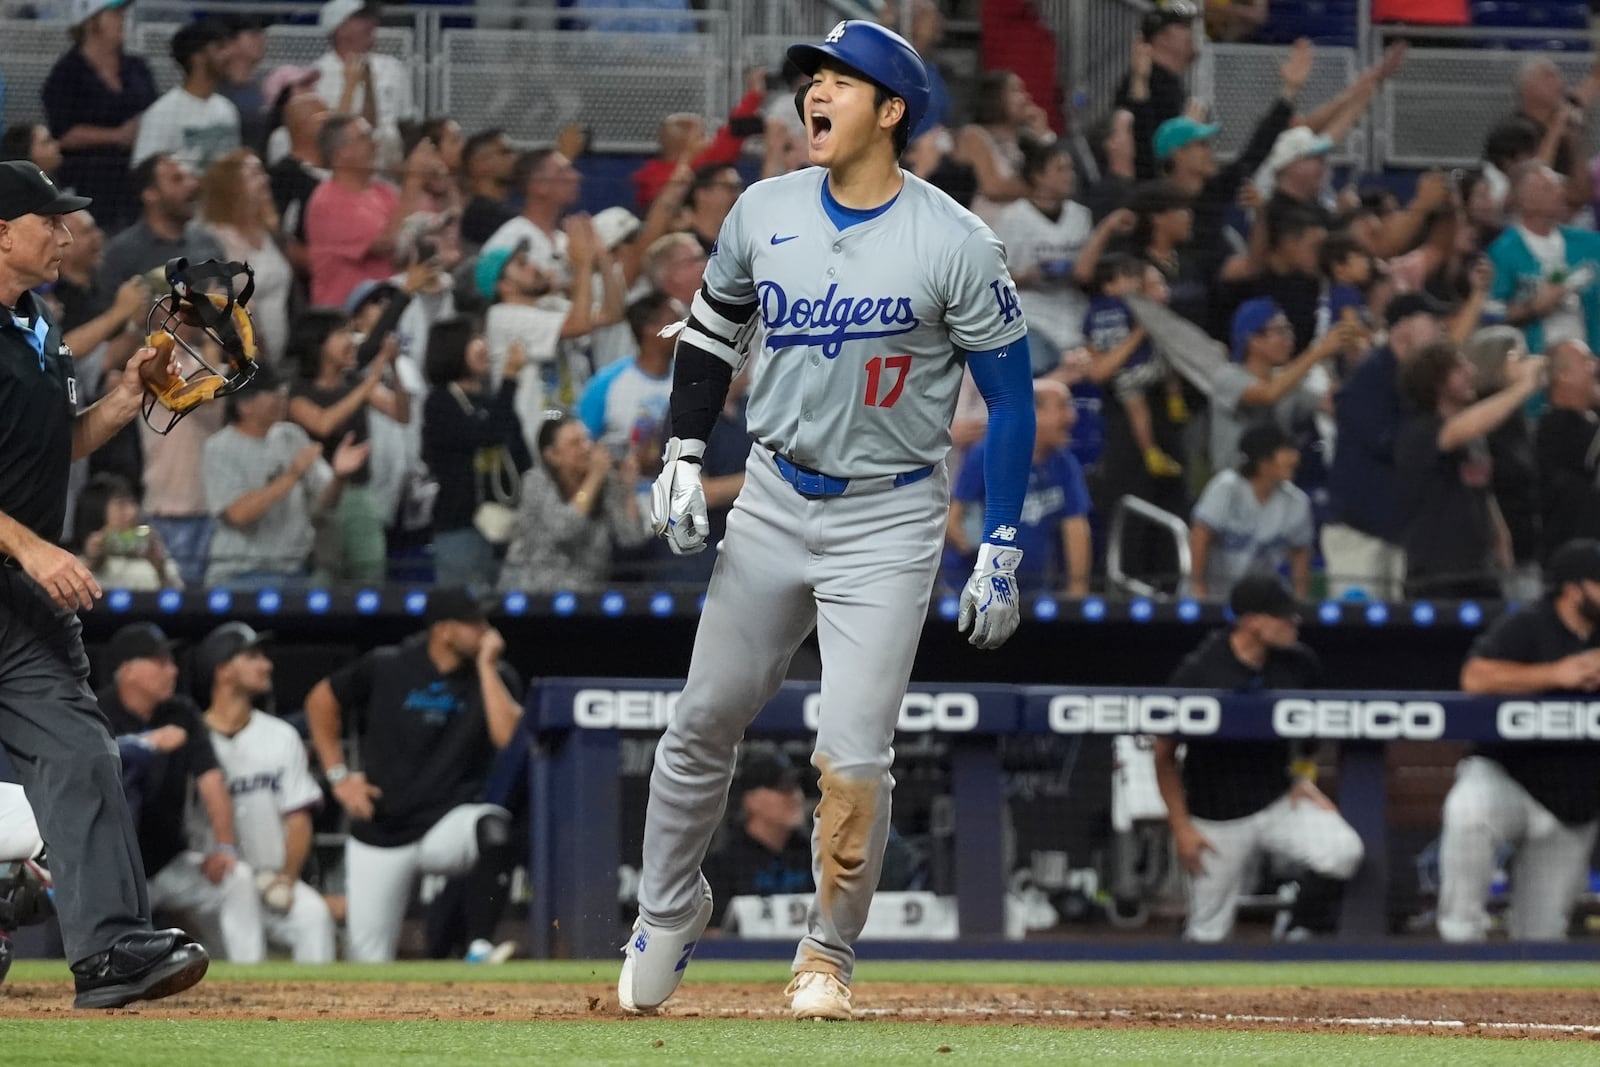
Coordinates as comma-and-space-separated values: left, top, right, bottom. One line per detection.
1439, 539, 1600, 941
1153, 574, 1364, 941
304, 589, 522, 963
196, 623, 336, 962
623, 21, 1035, 1020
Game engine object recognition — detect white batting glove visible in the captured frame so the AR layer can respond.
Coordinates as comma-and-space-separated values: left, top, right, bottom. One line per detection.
650, 436, 710, 555
957, 543, 1024, 650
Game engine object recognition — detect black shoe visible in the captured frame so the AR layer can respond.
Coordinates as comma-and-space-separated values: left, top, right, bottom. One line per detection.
1, 932, 12, 984
71, 929, 209, 1010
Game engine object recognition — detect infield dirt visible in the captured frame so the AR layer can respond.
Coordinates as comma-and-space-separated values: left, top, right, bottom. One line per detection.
4, 980, 1599, 1039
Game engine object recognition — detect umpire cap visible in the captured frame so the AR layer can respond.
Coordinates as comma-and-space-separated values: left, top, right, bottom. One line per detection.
0, 161, 91, 221
787, 20, 931, 136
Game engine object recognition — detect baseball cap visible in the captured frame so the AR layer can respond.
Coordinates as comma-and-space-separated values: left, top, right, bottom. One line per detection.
425, 587, 490, 627
344, 277, 398, 317
1546, 538, 1600, 588
107, 623, 177, 673
1257, 126, 1333, 191
1142, 0, 1199, 39
0, 161, 91, 221
1229, 574, 1299, 621
194, 622, 271, 686
69, 0, 132, 28
739, 751, 802, 793
1383, 289, 1452, 329
1230, 297, 1286, 360
592, 206, 641, 251
261, 65, 321, 107
1154, 116, 1220, 161
1238, 421, 1293, 467
319, 0, 380, 32
474, 240, 529, 302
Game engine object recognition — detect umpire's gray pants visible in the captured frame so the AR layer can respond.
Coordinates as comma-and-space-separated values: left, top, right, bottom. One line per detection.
0, 567, 150, 963
639, 445, 947, 983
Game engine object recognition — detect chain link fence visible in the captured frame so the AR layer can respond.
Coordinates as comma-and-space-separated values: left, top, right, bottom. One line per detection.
440, 11, 730, 153
1195, 43, 1366, 165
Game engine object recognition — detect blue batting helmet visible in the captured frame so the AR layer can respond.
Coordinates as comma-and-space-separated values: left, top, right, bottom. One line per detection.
787, 20, 931, 137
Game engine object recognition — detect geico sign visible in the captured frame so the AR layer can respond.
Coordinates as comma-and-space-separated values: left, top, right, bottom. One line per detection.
572, 689, 680, 730
1497, 701, 1600, 740
802, 692, 980, 733
1272, 699, 1445, 740
1048, 694, 1221, 735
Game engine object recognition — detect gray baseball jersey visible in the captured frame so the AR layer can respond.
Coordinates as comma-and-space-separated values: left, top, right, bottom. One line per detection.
702, 168, 1029, 477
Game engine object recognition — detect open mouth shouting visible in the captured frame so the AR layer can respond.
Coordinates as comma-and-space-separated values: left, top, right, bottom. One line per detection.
809, 111, 833, 150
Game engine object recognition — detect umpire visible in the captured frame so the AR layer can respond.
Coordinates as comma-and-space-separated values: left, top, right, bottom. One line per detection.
0, 160, 208, 1007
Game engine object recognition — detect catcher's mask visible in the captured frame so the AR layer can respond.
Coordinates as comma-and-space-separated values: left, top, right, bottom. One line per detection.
140, 257, 260, 434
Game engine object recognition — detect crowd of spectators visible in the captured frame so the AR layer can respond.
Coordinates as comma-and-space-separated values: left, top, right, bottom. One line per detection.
4, 0, 1600, 605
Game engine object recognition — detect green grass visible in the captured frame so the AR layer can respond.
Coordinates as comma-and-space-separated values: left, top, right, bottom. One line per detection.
0, 1020, 1595, 1067
7, 962, 1599, 1065
12, 958, 1600, 988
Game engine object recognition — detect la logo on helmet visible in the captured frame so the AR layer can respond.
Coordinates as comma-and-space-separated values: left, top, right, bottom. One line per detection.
825, 21, 847, 43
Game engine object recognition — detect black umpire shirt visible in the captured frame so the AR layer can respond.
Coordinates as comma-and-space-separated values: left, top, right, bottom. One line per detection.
0, 290, 76, 541
328, 632, 522, 849
1468, 599, 1600, 826
99, 688, 219, 879
1167, 629, 1321, 822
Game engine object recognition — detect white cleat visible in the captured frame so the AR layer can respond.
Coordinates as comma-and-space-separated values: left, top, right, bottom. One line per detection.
617, 877, 714, 1014
786, 971, 853, 1021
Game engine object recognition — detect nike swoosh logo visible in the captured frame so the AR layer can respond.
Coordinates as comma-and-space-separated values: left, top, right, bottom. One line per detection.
770, 234, 799, 245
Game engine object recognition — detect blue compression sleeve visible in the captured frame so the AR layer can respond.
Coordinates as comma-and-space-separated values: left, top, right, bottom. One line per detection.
964, 336, 1036, 547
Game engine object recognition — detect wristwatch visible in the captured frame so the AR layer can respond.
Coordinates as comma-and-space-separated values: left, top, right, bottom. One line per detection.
325, 763, 351, 786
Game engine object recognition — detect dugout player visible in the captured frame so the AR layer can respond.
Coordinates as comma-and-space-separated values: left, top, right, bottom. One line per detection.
304, 589, 523, 962
1438, 538, 1600, 941
0, 159, 209, 1007
197, 623, 336, 962
1153, 574, 1364, 942
629, 21, 1035, 1020
100, 623, 268, 964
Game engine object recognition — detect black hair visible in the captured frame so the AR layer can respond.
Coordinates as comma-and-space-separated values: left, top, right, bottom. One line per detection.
1318, 231, 1366, 279
1357, 184, 1398, 216
132, 153, 171, 195
1402, 339, 1464, 412
0, 124, 39, 163
511, 147, 558, 192
171, 19, 228, 76
424, 317, 477, 387
973, 70, 1018, 126
626, 290, 675, 344
463, 127, 507, 168
287, 308, 349, 380
1483, 117, 1541, 172
1020, 139, 1071, 186
536, 412, 575, 457
72, 472, 138, 549
1091, 252, 1146, 295
1267, 202, 1327, 248
688, 162, 740, 209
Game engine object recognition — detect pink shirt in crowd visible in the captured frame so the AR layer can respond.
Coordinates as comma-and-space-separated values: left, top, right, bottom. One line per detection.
306, 178, 400, 308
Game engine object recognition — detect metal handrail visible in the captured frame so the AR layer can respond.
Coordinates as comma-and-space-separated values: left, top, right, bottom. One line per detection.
1105, 494, 1192, 599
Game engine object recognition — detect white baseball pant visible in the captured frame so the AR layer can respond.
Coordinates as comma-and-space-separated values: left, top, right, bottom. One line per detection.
344, 802, 508, 963
1185, 792, 1365, 942
262, 881, 337, 963
148, 852, 266, 963
639, 445, 948, 983
0, 782, 43, 862
1437, 755, 1598, 942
